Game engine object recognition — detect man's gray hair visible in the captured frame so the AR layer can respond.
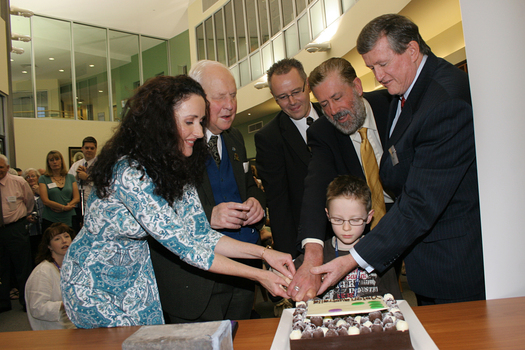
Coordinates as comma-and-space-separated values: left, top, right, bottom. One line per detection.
0, 154, 8, 165
189, 60, 231, 85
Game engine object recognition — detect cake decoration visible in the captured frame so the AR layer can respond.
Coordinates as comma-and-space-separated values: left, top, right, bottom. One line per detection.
289, 294, 413, 350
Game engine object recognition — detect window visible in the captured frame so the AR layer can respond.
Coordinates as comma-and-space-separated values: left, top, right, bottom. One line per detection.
10, 15, 168, 120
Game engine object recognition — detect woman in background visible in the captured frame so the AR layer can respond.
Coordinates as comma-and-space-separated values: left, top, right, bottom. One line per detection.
61, 75, 294, 329
23, 168, 44, 265
25, 223, 76, 330
38, 151, 79, 232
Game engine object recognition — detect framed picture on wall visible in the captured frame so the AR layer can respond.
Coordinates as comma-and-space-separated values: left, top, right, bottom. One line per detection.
69, 147, 84, 167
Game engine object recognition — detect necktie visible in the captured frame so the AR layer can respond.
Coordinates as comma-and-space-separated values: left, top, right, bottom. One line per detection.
358, 128, 386, 229
401, 96, 406, 109
0, 186, 4, 227
306, 116, 314, 126
208, 135, 221, 168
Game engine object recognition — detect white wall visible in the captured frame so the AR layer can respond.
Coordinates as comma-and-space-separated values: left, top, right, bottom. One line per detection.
13, 118, 118, 171
460, 0, 525, 299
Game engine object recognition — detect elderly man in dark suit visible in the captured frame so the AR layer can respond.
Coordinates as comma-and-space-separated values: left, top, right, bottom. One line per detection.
255, 58, 323, 259
287, 57, 392, 301
308, 14, 485, 305
149, 61, 266, 322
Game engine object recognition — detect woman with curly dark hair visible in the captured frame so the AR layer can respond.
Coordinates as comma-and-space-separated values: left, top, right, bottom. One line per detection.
25, 223, 76, 330
61, 75, 295, 329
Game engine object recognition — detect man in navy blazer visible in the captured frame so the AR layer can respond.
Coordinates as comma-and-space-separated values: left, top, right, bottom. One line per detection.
288, 58, 392, 301
255, 58, 323, 258
309, 14, 485, 305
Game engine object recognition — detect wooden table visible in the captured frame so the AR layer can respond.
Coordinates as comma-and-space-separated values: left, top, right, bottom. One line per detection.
2, 297, 524, 349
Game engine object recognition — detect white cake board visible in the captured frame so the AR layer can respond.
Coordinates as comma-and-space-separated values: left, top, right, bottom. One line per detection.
270, 300, 438, 350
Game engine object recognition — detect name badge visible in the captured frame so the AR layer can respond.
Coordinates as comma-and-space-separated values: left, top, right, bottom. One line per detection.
389, 146, 399, 166
47, 182, 57, 189
7, 196, 16, 203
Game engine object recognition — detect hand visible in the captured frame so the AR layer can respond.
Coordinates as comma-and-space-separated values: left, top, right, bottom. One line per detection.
262, 248, 295, 280
63, 203, 76, 212
210, 202, 251, 230
31, 184, 40, 195
242, 197, 264, 226
76, 166, 88, 181
310, 254, 358, 295
26, 215, 37, 223
257, 269, 292, 299
287, 243, 323, 301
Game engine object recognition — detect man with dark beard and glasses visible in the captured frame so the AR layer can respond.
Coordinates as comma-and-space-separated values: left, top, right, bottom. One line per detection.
287, 57, 393, 302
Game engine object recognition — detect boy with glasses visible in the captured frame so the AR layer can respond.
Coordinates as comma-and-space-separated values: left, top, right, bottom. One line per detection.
293, 175, 400, 300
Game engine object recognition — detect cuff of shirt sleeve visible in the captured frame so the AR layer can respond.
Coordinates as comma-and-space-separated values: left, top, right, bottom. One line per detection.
350, 248, 374, 273
301, 238, 324, 250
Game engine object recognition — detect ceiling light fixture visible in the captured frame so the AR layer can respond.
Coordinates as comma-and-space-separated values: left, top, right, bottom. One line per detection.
11, 32, 31, 42
89, 64, 95, 68
305, 42, 331, 53
10, 6, 34, 17
49, 58, 55, 61
11, 47, 24, 54
59, 69, 64, 72
254, 82, 269, 90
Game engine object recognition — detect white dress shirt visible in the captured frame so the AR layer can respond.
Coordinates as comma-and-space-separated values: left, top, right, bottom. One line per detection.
290, 102, 320, 143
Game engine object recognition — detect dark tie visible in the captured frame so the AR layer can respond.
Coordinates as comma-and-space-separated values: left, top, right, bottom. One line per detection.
401, 96, 406, 109
208, 135, 221, 168
358, 127, 386, 229
306, 116, 314, 126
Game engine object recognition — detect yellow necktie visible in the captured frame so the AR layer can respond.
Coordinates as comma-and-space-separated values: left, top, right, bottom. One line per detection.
358, 128, 386, 229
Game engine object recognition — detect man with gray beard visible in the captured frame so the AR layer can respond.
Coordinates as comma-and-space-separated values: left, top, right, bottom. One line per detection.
287, 57, 392, 301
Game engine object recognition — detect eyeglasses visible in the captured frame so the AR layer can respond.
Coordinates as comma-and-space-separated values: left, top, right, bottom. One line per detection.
328, 216, 367, 226
275, 81, 306, 102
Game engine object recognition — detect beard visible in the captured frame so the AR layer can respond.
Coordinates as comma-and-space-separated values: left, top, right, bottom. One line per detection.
326, 92, 366, 135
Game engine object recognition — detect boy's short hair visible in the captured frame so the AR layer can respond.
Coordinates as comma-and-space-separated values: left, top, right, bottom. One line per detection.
326, 175, 372, 212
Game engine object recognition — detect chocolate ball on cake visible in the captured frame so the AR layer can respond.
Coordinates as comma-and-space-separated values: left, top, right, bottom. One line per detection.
310, 316, 323, 327
325, 329, 339, 337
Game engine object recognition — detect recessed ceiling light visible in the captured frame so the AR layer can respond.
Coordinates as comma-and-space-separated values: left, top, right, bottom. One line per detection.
21, 70, 27, 74
10, 58, 14, 62
59, 69, 64, 72
248, 113, 251, 116
98, 90, 103, 93
49, 57, 55, 61
89, 64, 95, 68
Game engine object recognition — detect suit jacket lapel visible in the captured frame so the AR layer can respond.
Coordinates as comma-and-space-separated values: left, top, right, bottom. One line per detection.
279, 112, 310, 166
387, 53, 438, 147
200, 159, 215, 206
338, 128, 365, 178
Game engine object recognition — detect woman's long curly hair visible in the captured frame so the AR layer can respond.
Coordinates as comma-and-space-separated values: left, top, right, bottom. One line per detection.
90, 75, 209, 206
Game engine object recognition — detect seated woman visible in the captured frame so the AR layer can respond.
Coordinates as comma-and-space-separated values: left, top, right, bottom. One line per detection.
25, 223, 76, 330
23, 168, 44, 264
61, 75, 295, 329
38, 151, 80, 232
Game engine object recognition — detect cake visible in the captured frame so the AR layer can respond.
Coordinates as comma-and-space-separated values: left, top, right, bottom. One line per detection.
289, 294, 413, 350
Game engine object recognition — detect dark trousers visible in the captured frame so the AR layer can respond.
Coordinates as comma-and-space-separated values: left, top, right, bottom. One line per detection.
166, 274, 256, 324
0, 219, 33, 309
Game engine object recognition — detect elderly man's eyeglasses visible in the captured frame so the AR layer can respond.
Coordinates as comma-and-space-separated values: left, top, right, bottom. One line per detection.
328, 216, 367, 226
275, 81, 306, 102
